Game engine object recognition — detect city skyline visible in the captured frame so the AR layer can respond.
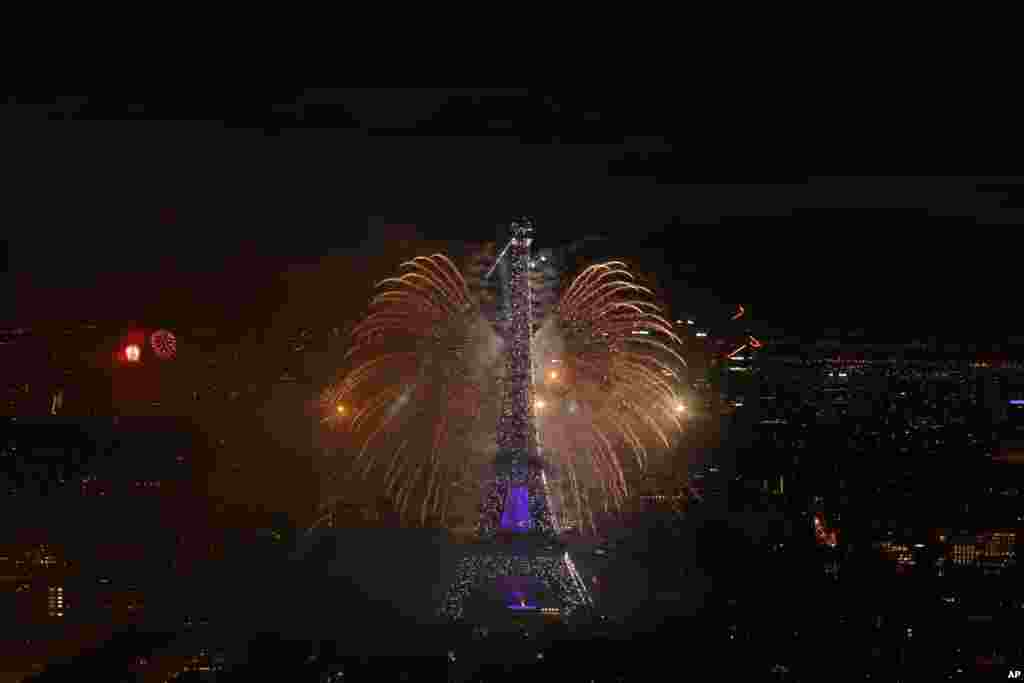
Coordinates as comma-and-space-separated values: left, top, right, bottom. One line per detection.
3, 90, 1024, 678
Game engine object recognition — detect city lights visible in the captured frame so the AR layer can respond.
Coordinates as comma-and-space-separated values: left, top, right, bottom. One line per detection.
439, 553, 592, 621
12, 172, 1023, 678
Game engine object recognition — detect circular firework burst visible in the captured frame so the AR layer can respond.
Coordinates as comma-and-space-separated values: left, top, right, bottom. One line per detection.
320, 254, 503, 529
533, 262, 688, 532
318, 254, 688, 534
150, 329, 177, 360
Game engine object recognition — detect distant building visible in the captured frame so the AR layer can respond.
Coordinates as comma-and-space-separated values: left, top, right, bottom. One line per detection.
946, 530, 1017, 570
878, 541, 916, 566
949, 536, 978, 566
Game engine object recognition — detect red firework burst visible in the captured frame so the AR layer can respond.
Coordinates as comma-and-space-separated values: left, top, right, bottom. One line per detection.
150, 329, 177, 360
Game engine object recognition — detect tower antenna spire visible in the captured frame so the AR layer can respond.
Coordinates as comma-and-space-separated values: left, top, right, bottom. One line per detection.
485, 216, 535, 280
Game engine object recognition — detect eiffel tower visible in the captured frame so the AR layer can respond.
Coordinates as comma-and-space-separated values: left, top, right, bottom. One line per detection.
439, 217, 593, 625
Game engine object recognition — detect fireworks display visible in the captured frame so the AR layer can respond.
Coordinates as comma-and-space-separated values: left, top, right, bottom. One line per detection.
124, 344, 141, 363
531, 260, 688, 532
320, 239, 688, 534
320, 254, 503, 527
150, 329, 177, 360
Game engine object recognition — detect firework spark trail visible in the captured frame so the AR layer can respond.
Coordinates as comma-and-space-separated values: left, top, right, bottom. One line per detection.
624, 399, 671, 450
576, 468, 596, 535
604, 411, 646, 470
355, 391, 408, 475
350, 387, 405, 433
383, 441, 409, 491
728, 344, 748, 359
402, 259, 463, 306
404, 255, 472, 309
320, 253, 688, 532
376, 273, 456, 313
584, 427, 624, 506
561, 263, 629, 307
421, 411, 449, 525
574, 283, 652, 320
334, 353, 417, 395
385, 460, 407, 500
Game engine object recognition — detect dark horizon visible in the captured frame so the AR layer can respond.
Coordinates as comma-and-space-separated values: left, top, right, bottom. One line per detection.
6, 207, 1024, 343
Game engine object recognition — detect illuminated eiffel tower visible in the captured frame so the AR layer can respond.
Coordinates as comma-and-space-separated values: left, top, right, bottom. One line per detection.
439, 217, 593, 624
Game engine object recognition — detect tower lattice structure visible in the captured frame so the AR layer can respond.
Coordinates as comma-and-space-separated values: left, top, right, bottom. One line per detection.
439, 217, 593, 623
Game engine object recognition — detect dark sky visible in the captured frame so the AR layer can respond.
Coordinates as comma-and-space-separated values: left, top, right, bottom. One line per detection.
2, 91, 1022, 340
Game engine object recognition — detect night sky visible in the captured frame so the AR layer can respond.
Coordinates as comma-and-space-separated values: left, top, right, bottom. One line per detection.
3, 92, 1022, 340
